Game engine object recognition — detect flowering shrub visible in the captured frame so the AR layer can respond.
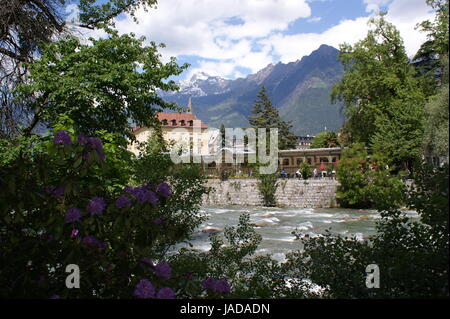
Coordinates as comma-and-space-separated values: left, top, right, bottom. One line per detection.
0, 126, 208, 298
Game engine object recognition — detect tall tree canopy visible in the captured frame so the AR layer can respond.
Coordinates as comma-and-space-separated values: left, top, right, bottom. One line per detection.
331, 15, 425, 168
0, 0, 159, 139
413, 0, 449, 95
0, 0, 157, 74
17, 31, 186, 138
423, 55, 449, 157
248, 86, 297, 150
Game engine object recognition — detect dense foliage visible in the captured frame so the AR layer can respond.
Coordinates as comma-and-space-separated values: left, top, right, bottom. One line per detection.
299, 162, 312, 180
335, 143, 406, 209
288, 162, 448, 298
413, 0, 449, 96
256, 173, 278, 207
423, 55, 449, 157
0, 0, 159, 139
331, 15, 426, 170
0, 123, 209, 298
310, 131, 340, 149
248, 86, 298, 150
17, 31, 186, 138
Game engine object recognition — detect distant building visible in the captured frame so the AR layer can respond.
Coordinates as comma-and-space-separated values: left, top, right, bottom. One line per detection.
128, 97, 217, 156
296, 135, 315, 149
278, 147, 342, 174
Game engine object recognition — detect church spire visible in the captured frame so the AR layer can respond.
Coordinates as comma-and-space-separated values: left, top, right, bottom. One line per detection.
187, 95, 193, 114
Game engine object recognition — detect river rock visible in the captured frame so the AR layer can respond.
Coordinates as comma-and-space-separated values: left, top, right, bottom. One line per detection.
251, 218, 279, 227
201, 226, 222, 233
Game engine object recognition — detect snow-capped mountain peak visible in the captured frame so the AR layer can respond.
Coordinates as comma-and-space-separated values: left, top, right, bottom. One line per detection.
168, 72, 231, 97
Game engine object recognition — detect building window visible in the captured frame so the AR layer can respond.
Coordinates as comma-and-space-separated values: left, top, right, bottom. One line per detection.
282, 158, 290, 166
188, 120, 193, 126
180, 120, 186, 126
171, 119, 177, 126
296, 158, 303, 165
161, 119, 168, 126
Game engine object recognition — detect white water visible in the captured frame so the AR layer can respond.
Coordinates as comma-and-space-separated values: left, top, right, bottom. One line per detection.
176, 206, 419, 262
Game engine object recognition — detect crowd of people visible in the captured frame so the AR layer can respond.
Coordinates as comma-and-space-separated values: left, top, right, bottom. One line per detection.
280, 168, 336, 179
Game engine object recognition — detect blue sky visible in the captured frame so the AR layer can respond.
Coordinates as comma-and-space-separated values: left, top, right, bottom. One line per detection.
80, 0, 434, 81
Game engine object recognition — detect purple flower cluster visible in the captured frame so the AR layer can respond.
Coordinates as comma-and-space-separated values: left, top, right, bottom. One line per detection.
134, 279, 176, 299
154, 261, 172, 279
86, 197, 106, 216
82, 235, 107, 250
45, 186, 66, 198
64, 208, 81, 223
115, 195, 132, 209
77, 133, 88, 144
53, 186, 65, 198
156, 287, 176, 299
87, 137, 105, 161
77, 134, 106, 161
202, 278, 230, 294
124, 185, 159, 205
53, 130, 72, 146
45, 186, 65, 198
156, 182, 172, 197
134, 279, 156, 299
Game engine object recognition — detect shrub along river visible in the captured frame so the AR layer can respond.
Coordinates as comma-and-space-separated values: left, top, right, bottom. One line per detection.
176, 206, 419, 262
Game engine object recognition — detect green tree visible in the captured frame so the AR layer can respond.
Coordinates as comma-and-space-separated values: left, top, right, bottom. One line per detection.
423, 55, 449, 157
413, 0, 449, 96
370, 96, 425, 170
335, 143, 405, 208
310, 131, 340, 148
248, 86, 297, 151
0, 0, 157, 70
299, 161, 312, 180
331, 14, 425, 168
0, 1, 164, 140
335, 143, 371, 208
256, 173, 278, 207
17, 31, 187, 138
219, 123, 226, 148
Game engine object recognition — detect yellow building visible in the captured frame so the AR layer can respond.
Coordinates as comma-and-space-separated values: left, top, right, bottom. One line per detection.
128, 98, 215, 156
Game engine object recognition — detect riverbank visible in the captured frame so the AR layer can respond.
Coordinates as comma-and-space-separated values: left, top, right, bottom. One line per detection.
202, 178, 340, 208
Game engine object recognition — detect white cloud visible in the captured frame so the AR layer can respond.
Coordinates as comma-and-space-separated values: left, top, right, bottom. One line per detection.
263, 0, 434, 63
81, 0, 435, 79
114, 0, 311, 56
262, 17, 371, 63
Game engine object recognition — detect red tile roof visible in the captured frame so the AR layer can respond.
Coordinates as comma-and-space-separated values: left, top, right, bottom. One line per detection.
131, 112, 208, 133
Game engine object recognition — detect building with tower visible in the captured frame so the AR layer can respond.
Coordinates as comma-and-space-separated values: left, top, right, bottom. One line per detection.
128, 97, 217, 156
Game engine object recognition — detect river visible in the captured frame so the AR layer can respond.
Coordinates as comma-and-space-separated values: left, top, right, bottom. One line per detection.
176, 206, 419, 262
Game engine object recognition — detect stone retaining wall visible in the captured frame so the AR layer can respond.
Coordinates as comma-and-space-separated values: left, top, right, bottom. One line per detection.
202, 178, 340, 208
